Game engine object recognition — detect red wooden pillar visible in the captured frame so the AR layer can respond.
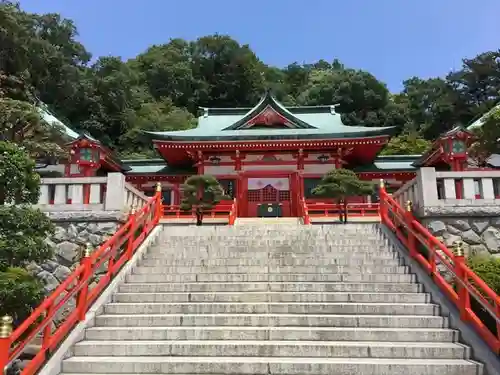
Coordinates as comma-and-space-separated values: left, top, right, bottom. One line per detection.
405, 201, 417, 259
240, 175, 248, 217
454, 242, 469, 321
197, 150, 204, 175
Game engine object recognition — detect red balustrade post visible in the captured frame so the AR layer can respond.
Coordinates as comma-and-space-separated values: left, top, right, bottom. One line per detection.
378, 179, 387, 223
0, 316, 13, 373
77, 243, 93, 321
405, 200, 417, 259
453, 241, 469, 321
125, 207, 137, 260
155, 182, 162, 222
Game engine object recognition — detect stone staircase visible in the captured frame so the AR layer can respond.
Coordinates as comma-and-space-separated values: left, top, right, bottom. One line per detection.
59, 224, 483, 375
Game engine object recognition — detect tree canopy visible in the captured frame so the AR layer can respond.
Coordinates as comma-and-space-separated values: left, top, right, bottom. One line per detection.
312, 169, 374, 223
1, 1, 500, 158
180, 175, 226, 225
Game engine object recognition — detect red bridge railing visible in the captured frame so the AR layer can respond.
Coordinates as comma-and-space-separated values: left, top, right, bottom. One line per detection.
0, 186, 162, 375
379, 180, 500, 354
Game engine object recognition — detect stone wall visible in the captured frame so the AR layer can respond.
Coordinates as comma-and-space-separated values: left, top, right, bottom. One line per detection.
26, 211, 126, 296
424, 217, 500, 257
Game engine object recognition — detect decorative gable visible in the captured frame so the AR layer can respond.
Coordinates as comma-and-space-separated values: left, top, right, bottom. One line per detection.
242, 106, 296, 129
222, 91, 317, 131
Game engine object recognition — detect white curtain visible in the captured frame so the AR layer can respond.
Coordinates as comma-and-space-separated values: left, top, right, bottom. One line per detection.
248, 178, 289, 190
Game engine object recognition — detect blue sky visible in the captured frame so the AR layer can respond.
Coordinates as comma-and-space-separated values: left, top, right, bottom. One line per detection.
19, 0, 500, 92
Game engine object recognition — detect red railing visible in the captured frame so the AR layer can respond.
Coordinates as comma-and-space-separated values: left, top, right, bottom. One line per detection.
228, 199, 238, 225
0, 189, 162, 375
306, 202, 380, 218
299, 198, 310, 224
379, 182, 500, 354
162, 203, 234, 219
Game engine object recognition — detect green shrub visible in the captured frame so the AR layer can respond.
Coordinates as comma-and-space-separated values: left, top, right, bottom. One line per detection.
0, 205, 54, 271
0, 267, 44, 327
467, 255, 500, 295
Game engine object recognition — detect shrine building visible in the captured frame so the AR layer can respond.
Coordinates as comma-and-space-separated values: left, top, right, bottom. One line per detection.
39, 91, 482, 218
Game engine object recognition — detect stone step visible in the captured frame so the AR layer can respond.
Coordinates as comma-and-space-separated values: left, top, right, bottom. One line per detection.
61, 356, 481, 375
157, 242, 386, 251
94, 313, 448, 328
139, 257, 401, 267
126, 273, 417, 283
118, 282, 422, 293
85, 326, 458, 342
162, 228, 379, 237
112, 292, 429, 304
131, 265, 409, 275
142, 250, 398, 260
72, 340, 468, 359
103, 302, 439, 315
148, 246, 390, 254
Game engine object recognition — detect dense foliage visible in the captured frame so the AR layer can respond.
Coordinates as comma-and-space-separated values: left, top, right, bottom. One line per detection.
468, 255, 500, 295
0, 267, 44, 324
0, 205, 54, 271
469, 108, 500, 167
0, 1, 499, 158
312, 169, 374, 223
180, 175, 226, 226
0, 141, 54, 324
0, 141, 40, 205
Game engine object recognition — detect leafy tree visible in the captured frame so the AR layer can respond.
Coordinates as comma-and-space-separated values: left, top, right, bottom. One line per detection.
467, 254, 500, 295
298, 67, 408, 129
132, 39, 201, 113
0, 142, 54, 271
312, 169, 374, 223
0, 98, 66, 163
118, 98, 195, 158
0, 205, 54, 270
469, 108, 500, 167
180, 175, 226, 226
397, 77, 463, 139
0, 267, 44, 325
447, 50, 500, 120
381, 131, 432, 155
0, 141, 54, 326
190, 34, 266, 108
0, 141, 41, 205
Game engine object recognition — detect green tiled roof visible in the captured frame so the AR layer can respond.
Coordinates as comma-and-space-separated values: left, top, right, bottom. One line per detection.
122, 159, 195, 175
145, 92, 396, 141
38, 104, 80, 140
467, 102, 500, 130
354, 155, 420, 172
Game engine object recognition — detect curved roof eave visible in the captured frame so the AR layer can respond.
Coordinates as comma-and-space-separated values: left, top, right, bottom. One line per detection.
145, 129, 396, 142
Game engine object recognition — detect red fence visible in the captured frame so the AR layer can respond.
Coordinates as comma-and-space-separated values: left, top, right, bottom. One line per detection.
379, 182, 500, 354
228, 199, 237, 226
305, 202, 380, 218
0, 189, 162, 375
161, 203, 234, 219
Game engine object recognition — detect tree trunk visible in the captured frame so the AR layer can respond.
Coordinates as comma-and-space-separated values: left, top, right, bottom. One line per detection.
343, 199, 348, 224
196, 209, 203, 226
337, 199, 344, 223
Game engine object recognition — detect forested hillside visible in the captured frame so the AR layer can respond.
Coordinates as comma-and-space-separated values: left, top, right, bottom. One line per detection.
1, 1, 499, 158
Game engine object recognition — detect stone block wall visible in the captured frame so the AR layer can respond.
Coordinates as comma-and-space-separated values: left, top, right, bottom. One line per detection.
424, 217, 500, 257
26, 211, 126, 301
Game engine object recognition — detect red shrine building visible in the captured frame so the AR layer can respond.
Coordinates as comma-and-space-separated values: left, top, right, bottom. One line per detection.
41, 92, 479, 218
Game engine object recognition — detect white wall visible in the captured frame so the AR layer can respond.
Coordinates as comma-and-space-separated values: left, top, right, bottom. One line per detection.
241, 164, 297, 171
245, 153, 295, 162
303, 164, 335, 174
204, 165, 237, 175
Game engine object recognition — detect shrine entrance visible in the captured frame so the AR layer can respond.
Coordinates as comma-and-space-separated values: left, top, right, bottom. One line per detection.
243, 176, 292, 217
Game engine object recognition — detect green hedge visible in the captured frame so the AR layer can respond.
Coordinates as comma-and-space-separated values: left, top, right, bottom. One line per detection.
0, 267, 44, 327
